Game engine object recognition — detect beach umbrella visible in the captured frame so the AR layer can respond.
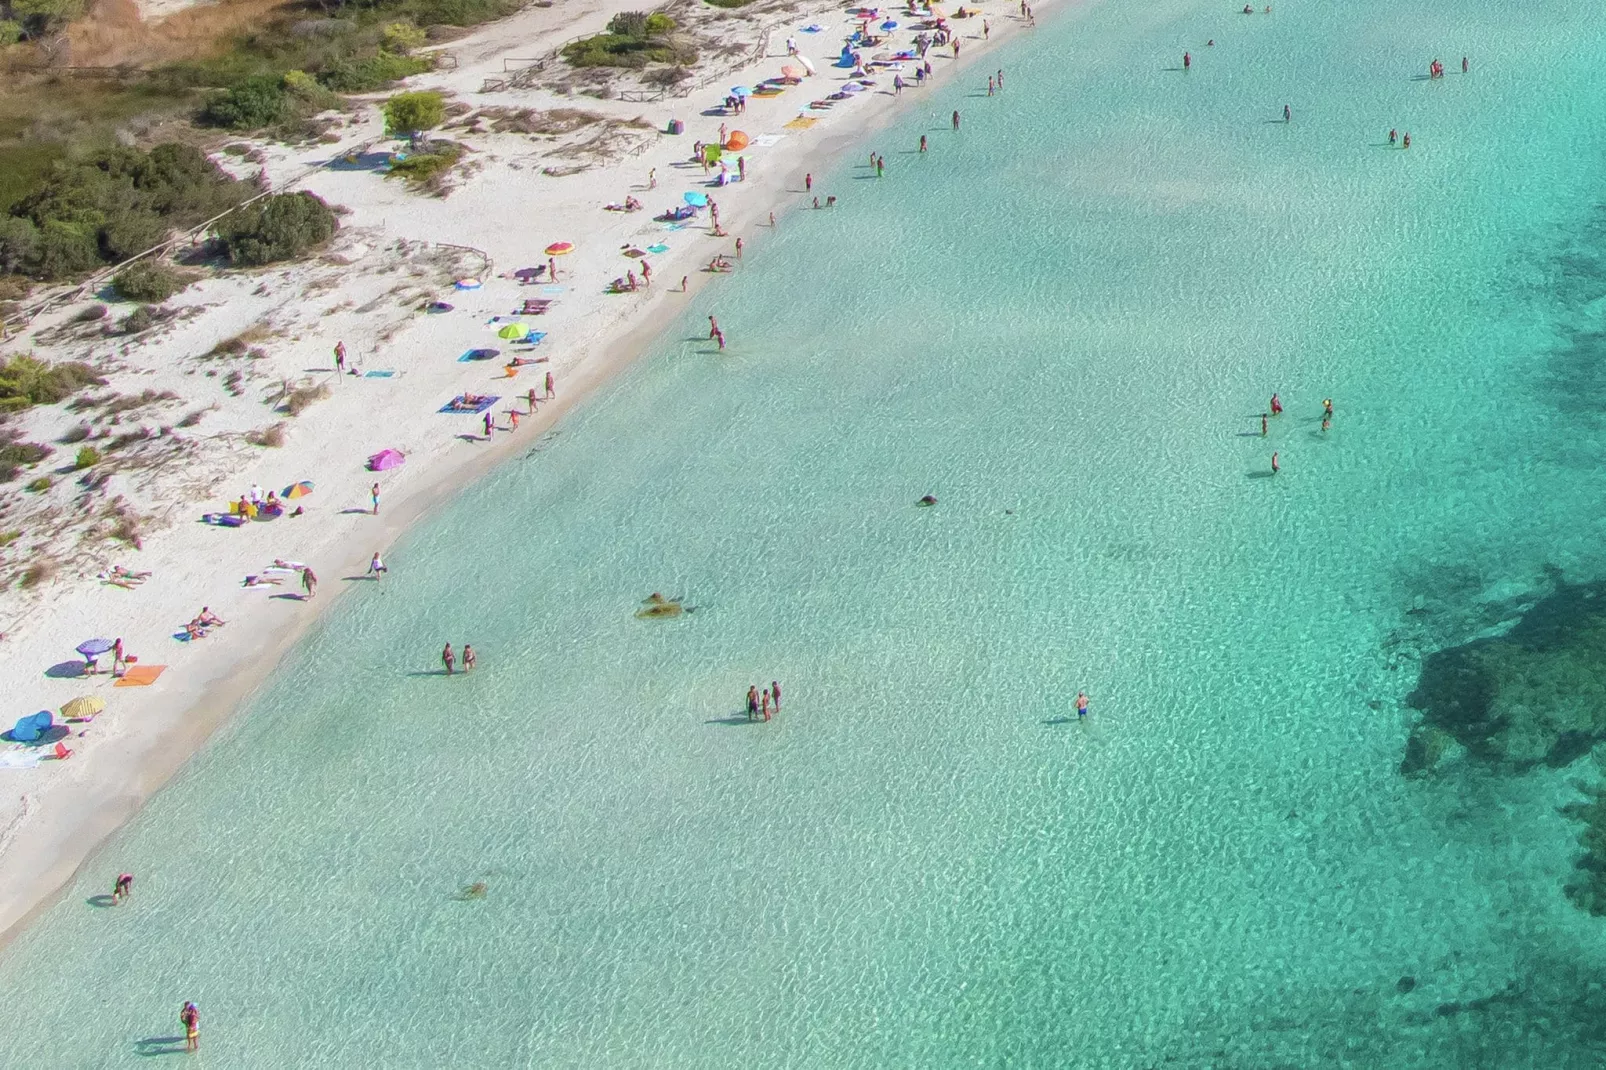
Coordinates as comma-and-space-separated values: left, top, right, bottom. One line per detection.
841, 81, 866, 93
730, 85, 751, 97
283, 480, 314, 499
498, 323, 530, 340
725, 130, 750, 151
76, 638, 115, 658
880, 19, 898, 30
683, 191, 709, 207
454, 277, 482, 290
368, 449, 406, 471
544, 242, 575, 256
61, 696, 104, 720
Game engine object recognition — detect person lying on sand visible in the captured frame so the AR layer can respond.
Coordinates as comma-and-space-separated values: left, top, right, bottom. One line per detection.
241, 575, 283, 588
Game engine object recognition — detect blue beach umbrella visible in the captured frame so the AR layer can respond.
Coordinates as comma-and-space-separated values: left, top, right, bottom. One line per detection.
76, 638, 114, 658
880, 19, 898, 30
683, 191, 709, 207
730, 85, 751, 97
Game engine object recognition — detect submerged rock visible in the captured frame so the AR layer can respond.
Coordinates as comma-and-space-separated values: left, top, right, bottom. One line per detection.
1402, 579, 1606, 774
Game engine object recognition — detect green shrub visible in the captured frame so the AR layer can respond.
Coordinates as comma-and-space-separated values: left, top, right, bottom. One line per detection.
381, 21, 427, 53
0, 355, 104, 411
214, 192, 338, 266
8, 0, 86, 37
384, 90, 445, 135
113, 260, 191, 303
99, 208, 168, 261
74, 445, 102, 468
118, 305, 155, 334
24, 476, 50, 492
387, 141, 461, 191
320, 52, 431, 93
201, 76, 293, 130
0, 19, 22, 44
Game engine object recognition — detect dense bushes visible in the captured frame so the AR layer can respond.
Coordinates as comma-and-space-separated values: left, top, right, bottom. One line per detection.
1, 0, 86, 39
0, 143, 249, 281
214, 192, 338, 266
112, 260, 193, 303
320, 51, 431, 93
388, 141, 461, 193
200, 70, 346, 132
564, 11, 693, 68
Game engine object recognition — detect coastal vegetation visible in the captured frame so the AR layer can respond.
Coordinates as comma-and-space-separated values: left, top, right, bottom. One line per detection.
213, 191, 338, 266
383, 90, 445, 136
0, 143, 248, 282
112, 259, 195, 303
0, 353, 103, 412
563, 11, 694, 69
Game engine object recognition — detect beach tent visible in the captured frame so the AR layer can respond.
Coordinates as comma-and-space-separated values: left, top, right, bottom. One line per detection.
10, 711, 52, 743
368, 449, 406, 471
683, 191, 709, 207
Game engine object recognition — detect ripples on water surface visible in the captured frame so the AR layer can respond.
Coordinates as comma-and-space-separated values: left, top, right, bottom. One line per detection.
5, 0, 1606, 1064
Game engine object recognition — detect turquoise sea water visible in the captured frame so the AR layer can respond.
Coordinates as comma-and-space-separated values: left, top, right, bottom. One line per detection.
7, 0, 1606, 1064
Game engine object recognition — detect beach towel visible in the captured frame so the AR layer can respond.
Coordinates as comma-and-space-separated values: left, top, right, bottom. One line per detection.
115, 665, 166, 687
541, 286, 566, 295
753, 134, 785, 147
364, 370, 397, 379
647, 244, 669, 254
0, 751, 42, 770
785, 116, 820, 129
439, 395, 500, 415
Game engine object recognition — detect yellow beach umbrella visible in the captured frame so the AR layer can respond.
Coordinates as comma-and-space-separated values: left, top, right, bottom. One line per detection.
62, 695, 105, 719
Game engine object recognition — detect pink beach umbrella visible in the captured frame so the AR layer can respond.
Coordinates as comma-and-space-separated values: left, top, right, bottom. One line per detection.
367, 449, 406, 471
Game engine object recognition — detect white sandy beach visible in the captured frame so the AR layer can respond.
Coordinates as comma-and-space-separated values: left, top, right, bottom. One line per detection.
0, 0, 1067, 943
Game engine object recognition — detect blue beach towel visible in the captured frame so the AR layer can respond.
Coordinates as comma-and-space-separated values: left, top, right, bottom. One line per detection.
439, 395, 500, 415
364, 370, 396, 379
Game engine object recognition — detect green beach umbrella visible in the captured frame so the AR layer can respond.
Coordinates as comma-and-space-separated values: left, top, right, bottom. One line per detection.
498, 323, 530, 341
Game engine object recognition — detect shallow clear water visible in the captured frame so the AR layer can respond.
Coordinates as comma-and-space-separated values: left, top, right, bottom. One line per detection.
7, 0, 1606, 1064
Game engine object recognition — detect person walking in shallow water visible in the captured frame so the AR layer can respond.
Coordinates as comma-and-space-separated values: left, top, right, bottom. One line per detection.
180, 1002, 199, 1053
747, 685, 759, 721
1076, 691, 1089, 720
442, 643, 456, 676
1271, 451, 1280, 475
113, 872, 133, 904
463, 645, 476, 672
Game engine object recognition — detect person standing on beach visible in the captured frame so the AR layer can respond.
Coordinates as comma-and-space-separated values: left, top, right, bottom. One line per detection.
302, 567, 317, 599
988, 76, 995, 96
920, 134, 928, 153
548, 256, 559, 281
442, 643, 456, 675
483, 411, 494, 439
952, 110, 961, 130
734, 237, 743, 258
111, 637, 125, 676
641, 259, 652, 285
1183, 51, 1191, 69
681, 274, 690, 292
805, 172, 813, 192
771, 680, 781, 713
983, 19, 989, 39
370, 482, 380, 515
648, 167, 657, 189
761, 689, 771, 721
180, 1002, 199, 1053
113, 872, 133, 904
875, 156, 884, 177
463, 645, 476, 672
368, 552, 387, 580
334, 341, 346, 373
545, 370, 555, 400
527, 387, 537, 413
747, 685, 759, 721
1076, 691, 1089, 720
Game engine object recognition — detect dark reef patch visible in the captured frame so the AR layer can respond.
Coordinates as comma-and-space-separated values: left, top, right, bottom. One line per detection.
1402, 578, 1606, 775
1560, 785, 1606, 917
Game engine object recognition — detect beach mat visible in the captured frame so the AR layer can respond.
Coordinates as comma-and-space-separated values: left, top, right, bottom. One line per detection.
439, 395, 500, 415
784, 117, 819, 130
364, 370, 397, 379
114, 665, 166, 687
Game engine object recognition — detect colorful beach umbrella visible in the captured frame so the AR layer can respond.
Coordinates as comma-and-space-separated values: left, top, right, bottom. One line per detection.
683, 191, 709, 207
730, 85, 751, 97
76, 638, 115, 657
283, 480, 314, 499
498, 323, 530, 340
544, 242, 575, 256
454, 277, 482, 290
61, 696, 104, 719
880, 19, 898, 30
